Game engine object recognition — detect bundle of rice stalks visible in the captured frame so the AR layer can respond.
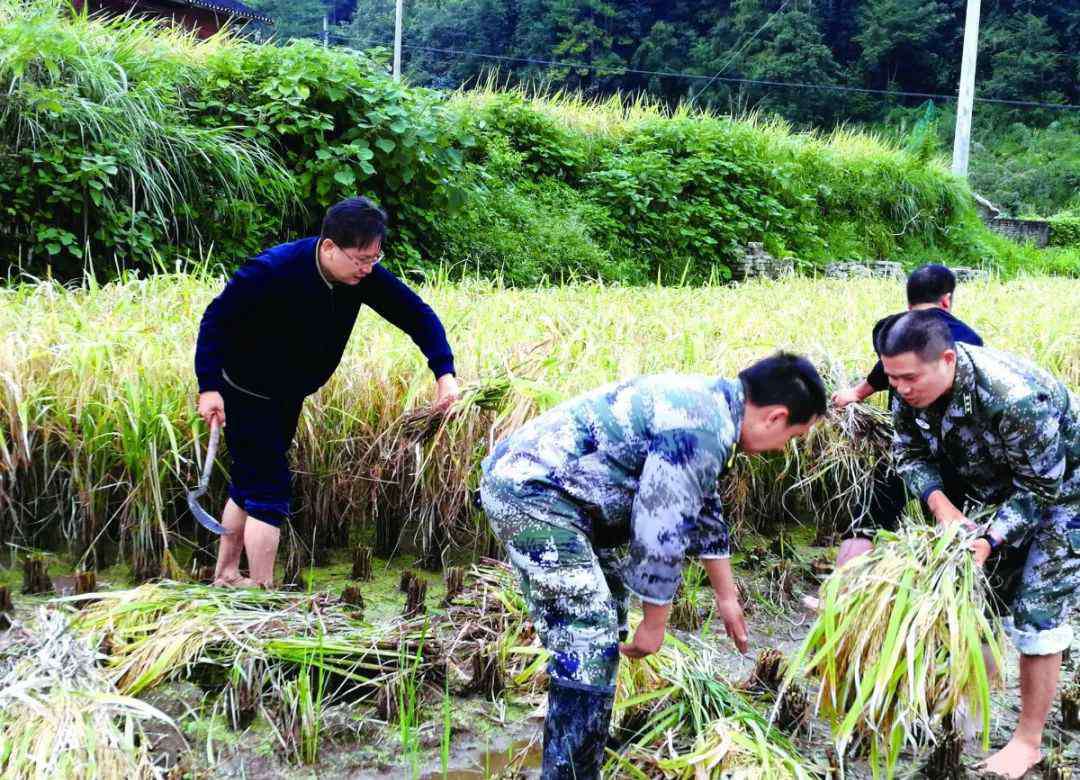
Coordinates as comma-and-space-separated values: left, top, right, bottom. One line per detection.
722, 450, 800, 537
395, 371, 517, 445
364, 365, 541, 567
789, 401, 895, 538
0, 608, 177, 779
655, 713, 817, 779
67, 583, 428, 696
785, 522, 1005, 777
608, 634, 820, 778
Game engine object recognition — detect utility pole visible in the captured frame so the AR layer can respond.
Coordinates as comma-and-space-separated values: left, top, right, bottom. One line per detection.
393, 0, 404, 81
322, 12, 328, 46
951, 0, 981, 178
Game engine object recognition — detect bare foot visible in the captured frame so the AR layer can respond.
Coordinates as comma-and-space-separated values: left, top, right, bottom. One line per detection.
213, 574, 258, 588
979, 736, 1042, 779
212, 572, 242, 587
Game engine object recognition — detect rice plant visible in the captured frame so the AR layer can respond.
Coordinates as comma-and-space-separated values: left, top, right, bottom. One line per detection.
396, 623, 429, 774
67, 583, 416, 695
440, 677, 453, 777
273, 661, 326, 765
785, 521, 1006, 778
1, 275, 1077, 571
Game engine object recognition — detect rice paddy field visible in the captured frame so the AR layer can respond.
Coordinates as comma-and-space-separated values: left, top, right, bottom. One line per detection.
2, 274, 1080, 778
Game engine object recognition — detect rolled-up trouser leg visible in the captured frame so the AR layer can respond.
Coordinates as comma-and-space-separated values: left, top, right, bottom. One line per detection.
221, 384, 303, 527
1000, 502, 1080, 656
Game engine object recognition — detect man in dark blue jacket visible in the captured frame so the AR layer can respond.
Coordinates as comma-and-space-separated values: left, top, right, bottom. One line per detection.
195, 197, 458, 587
826, 264, 984, 568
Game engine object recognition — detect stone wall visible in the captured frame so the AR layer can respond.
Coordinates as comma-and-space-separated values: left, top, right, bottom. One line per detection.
824, 261, 989, 284
987, 218, 1050, 248
732, 247, 992, 284
729, 243, 794, 282
824, 261, 904, 281
951, 267, 990, 284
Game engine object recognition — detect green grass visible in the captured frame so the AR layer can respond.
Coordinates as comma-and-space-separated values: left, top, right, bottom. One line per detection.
4, 0, 1067, 284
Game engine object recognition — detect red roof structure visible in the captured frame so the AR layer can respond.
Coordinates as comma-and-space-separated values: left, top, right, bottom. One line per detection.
75, 0, 273, 38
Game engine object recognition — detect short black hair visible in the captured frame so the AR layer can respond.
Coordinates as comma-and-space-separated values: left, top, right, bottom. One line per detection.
738, 352, 827, 425
906, 264, 956, 306
321, 196, 387, 249
877, 309, 956, 361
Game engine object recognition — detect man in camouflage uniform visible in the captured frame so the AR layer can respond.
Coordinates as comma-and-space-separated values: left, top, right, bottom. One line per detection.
831, 264, 983, 556
879, 310, 1080, 779
481, 353, 827, 779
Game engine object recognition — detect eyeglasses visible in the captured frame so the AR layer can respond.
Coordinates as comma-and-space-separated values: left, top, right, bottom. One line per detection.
341, 247, 384, 269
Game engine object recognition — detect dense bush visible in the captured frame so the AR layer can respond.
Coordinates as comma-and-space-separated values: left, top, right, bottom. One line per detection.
967, 117, 1080, 218
1048, 214, 1080, 248
0, 1, 472, 276
0, 0, 1067, 284
452, 94, 989, 282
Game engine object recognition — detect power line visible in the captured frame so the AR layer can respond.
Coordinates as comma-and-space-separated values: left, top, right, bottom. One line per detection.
688, 0, 792, 105
395, 43, 1079, 110
317, 32, 1079, 111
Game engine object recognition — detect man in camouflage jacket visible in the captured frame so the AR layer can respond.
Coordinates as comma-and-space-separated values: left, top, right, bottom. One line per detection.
880, 310, 1080, 779
480, 353, 826, 779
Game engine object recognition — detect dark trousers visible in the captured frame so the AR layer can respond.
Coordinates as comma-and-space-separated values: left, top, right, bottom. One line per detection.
221, 383, 303, 527
847, 459, 1028, 615
847, 460, 972, 538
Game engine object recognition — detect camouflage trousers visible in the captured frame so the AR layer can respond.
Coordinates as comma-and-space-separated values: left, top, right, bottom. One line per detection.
991, 500, 1080, 656
480, 474, 627, 693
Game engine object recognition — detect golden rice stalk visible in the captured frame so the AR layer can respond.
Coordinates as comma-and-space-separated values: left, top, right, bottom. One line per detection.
0, 608, 176, 780
656, 714, 817, 779
788, 401, 895, 535
67, 583, 412, 695
786, 522, 1005, 778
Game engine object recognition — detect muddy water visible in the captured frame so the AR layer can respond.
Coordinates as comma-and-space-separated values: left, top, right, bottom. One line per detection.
419, 737, 542, 779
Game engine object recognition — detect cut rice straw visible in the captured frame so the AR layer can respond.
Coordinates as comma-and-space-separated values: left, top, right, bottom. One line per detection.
0, 608, 177, 779
608, 630, 820, 778
785, 520, 1005, 778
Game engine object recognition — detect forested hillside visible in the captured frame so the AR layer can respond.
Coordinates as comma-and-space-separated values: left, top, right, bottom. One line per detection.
247, 0, 1080, 216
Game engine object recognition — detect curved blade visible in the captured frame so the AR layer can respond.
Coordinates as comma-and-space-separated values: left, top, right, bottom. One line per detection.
187, 491, 231, 535
188, 422, 231, 536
